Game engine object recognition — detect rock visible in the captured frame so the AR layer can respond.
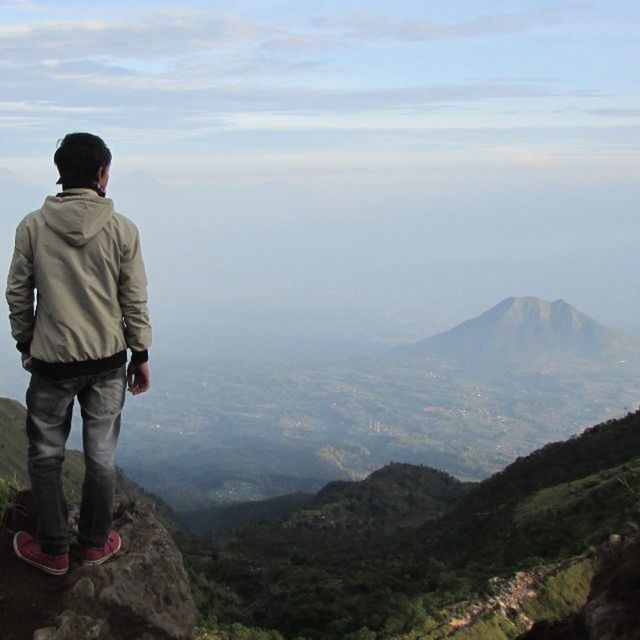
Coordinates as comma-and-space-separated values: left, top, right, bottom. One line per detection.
584, 600, 638, 640
518, 615, 587, 639
518, 532, 640, 640
582, 533, 640, 640
1, 497, 198, 640
71, 577, 96, 599
35, 611, 109, 639
33, 629, 59, 640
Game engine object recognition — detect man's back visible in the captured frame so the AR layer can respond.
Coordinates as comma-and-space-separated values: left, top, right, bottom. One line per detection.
8, 188, 150, 366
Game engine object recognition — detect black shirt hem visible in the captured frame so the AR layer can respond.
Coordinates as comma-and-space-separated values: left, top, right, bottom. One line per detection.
31, 351, 127, 379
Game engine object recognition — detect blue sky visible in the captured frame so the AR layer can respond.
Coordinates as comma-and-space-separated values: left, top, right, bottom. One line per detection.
1, 0, 639, 186
1, 0, 640, 352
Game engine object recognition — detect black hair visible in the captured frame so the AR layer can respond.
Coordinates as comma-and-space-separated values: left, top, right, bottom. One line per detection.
54, 132, 112, 190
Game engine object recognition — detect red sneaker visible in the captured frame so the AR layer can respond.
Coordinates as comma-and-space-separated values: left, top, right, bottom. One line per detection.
80, 530, 121, 565
13, 531, 69, 576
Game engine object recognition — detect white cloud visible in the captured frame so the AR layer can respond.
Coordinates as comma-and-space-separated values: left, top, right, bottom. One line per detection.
309, 6, 576, 42
590, 108, 640, 118
0, 0, 39, 9
0, 2, 636, 162
0, 12, 264, 62
0, 100, 118, 114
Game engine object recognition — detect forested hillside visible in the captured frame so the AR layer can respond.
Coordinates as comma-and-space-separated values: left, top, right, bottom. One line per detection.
184, 410, 640, 639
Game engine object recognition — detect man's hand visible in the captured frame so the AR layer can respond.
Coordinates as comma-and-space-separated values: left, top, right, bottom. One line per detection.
127, 361, 150, 395
21, 352, 33, 372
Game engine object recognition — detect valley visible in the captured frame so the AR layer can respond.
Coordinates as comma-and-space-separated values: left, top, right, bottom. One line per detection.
106, 297, 640, 516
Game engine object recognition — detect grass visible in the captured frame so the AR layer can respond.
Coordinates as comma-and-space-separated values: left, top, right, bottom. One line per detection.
513, 456, 640, 550
0, 396, 86, 493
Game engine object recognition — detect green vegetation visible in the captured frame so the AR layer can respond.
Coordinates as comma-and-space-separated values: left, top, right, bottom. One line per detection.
284, 463, 473, 536
444, 614, 515, 640
4, 397, 638, 638
0, 473, 23, 525
181, 410, 640, 639
182, 492, 314, 534
520, 559, 594, 623
0, 396, 85, 495
514, 457, 640, 550
196, 620, 285, 640
0, 396, 183, 531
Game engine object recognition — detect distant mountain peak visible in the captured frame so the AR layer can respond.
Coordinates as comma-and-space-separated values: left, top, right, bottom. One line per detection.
482, 296, 586, 328
397, 296, 639, 363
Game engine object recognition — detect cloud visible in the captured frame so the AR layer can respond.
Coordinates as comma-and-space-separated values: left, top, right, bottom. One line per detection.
590, 108, 640, 118
0, 5, 582, 74
309, 6, 575, 42
0, 11, 264, 64
0, 3, 627, 160
0, 114, 49, 128
0, 11, 609, 163
0, 0, 39, 9
259, 32, 340, 53
0, 9, 326, 102
0, 72, 605, 149
0, 100, 118, 114
502, 148, 559, 168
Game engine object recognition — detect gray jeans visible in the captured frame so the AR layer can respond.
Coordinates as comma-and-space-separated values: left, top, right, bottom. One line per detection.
26, 366, 126, 554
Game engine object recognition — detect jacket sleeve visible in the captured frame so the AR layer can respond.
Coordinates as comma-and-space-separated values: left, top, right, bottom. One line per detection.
119, 225, 152, 354
5, 221, 35, 352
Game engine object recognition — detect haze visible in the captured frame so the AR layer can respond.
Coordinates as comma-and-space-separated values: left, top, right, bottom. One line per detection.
1, 0, 639, 388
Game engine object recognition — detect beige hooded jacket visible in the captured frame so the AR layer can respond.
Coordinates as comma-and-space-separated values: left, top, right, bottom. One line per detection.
6, 189, 151, 364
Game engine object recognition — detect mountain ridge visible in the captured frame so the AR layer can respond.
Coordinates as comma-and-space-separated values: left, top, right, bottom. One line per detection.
284, 462, 474, 536
396, 296, 640, 363
184, 409, 640, 639
111, 294, 640, 512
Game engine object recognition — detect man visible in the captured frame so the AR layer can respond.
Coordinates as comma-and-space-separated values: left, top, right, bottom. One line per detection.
5, 132, 151, 575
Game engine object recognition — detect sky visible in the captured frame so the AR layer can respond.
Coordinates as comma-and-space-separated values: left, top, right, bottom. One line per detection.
3, 0, 640, 496
1, 0, 640, 358
1, 0, 639, 187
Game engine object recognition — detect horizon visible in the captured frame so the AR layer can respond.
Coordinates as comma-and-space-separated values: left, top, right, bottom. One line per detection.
2, 1, 640, 429
2, 2, 639, 344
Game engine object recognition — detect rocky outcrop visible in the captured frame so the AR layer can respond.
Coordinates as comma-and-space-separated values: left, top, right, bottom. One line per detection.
581, 533, 640, 640
405, 555, 593, 640
0, 493, 198, 640
518, 532, 640, 640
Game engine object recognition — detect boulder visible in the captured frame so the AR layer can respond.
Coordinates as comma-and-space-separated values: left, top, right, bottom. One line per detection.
1, 496, 198, 640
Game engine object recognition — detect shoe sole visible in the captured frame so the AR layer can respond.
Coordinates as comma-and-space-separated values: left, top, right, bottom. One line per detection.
81, 536, 122, 565
13, 533, 69, 576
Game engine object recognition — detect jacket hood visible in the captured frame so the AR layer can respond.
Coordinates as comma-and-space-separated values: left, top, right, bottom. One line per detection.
41, 189, 115, 247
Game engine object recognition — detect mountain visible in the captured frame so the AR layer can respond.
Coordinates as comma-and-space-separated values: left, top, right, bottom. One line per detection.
179, 492, 314, 534
284, 462, 474, 536
396, 296, 640, 363
182, 409, 640, 639
114, 296, 640, 511
180, 463, 474, 535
